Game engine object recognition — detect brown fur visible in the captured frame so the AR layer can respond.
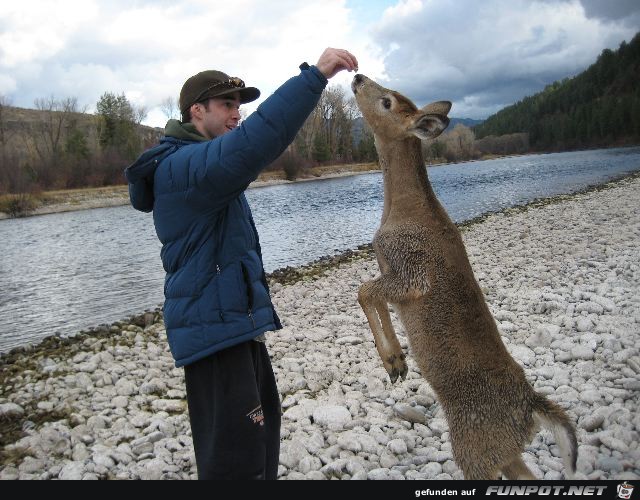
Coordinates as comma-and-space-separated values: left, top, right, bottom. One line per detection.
351, 74, 577, 479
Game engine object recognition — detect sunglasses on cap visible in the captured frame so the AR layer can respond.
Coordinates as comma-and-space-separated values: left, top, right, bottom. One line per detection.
193, 77, 246, 103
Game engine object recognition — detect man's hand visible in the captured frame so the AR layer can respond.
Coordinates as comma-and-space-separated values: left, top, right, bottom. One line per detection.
316, 48, 359, 79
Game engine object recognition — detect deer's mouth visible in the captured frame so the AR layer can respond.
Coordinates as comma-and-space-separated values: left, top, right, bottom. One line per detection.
351, 74, 365, 95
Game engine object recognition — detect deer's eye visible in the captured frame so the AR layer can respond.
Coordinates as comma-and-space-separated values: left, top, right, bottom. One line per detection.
382, 98, 392, 110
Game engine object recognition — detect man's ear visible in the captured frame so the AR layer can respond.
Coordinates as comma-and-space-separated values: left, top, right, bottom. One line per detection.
409, 113, 450, 140
190, 102, 203, 121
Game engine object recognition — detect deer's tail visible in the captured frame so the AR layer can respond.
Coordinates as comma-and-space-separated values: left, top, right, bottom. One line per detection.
532, 394, 578, 478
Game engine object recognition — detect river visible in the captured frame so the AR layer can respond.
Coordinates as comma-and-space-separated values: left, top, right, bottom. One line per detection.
1, 146, 639, 352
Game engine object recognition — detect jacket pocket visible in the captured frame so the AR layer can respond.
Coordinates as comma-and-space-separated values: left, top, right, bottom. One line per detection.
216, 261, 248, 315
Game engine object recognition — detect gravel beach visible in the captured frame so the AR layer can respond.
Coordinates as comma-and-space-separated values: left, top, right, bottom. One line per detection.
0, 175, 638, 480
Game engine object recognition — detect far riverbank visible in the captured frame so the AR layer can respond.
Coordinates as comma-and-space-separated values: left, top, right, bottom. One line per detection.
0, 163, 381, 220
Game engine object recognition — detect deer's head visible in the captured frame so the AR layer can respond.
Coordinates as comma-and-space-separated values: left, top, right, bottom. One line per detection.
351, 74, 451, 143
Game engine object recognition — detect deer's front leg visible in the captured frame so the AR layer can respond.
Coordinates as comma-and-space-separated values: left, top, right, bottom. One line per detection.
358, 274, 409, 383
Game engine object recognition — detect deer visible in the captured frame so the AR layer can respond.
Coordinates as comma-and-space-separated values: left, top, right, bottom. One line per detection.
351, 74, 577, 480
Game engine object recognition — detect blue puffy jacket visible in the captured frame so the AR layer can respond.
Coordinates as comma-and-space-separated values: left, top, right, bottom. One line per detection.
125, 65, 328, 367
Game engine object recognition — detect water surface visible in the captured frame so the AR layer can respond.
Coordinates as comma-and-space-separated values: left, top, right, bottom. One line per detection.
1, 146, 639, 352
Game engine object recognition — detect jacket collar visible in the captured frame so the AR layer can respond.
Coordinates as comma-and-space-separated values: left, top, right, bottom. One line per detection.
164, 119, 208, 143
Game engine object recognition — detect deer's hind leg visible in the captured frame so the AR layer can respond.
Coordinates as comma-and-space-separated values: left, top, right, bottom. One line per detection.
358, 273, 413, 382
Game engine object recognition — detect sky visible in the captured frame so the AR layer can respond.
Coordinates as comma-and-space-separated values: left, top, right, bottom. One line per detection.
0, 0, 638, 127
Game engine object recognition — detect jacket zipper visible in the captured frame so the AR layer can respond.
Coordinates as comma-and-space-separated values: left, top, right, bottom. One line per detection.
216, 264, 225, 322
241, 262, 256, 328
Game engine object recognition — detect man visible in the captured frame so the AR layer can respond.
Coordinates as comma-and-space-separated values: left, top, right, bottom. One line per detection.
124, 48, 358, 480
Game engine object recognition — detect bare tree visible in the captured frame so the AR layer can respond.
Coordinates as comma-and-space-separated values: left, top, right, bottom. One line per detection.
0, 94, 12, 150
160, 96, 179, 121
439, 124, 477, 162
0, 95, 13, 192
133, 104, 148, 125
25, 96, 86, 188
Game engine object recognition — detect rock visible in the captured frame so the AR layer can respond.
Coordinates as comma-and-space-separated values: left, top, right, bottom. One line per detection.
571, 346, 595, 361
279, 439, 310, 469
335, 336, 364, 345
139, 459, 172, 480
393, 403, 426, 424
336, 433, 362, 453
580, 414, 605, 432
0, 403, 25, 419
429, 418, 448, 436
509, 345, 536, 365
387, 439, 408, 455
312, 405, 352, 430
58, 462, 85, 480
579, 390, 601, 404
422, 462, 443, 478
282, 399, 319, 422
298, 456, 322, 474
595, 457, 623, 473
526, 326, 554, 348
379, 451, 399, 468
368, 468, 392, 480
115, 379, 136, 396
151, 400, 184, 413
599, 433, 629, 453
576, 317, 594, 332
304, 366, 335, 391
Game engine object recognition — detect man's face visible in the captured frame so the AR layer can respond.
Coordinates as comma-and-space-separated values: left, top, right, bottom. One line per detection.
195, 91, 242, 139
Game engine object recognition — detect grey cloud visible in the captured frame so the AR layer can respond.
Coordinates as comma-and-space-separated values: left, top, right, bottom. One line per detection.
368, 0, 638, 119
578, 0, 640, 21
538, 0, 640, 24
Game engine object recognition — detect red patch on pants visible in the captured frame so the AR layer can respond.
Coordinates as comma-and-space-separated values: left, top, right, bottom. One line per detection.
247, 405, 264, 426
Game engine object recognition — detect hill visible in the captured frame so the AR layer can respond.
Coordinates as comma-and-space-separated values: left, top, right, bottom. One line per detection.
474, 31, 640, 151
351, 116, 482, 144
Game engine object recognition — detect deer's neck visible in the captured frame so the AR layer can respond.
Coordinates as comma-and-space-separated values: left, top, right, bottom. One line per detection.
377, 136, 437, 222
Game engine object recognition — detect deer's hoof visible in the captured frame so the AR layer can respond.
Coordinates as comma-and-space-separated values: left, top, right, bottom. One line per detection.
385, 354, 408, 384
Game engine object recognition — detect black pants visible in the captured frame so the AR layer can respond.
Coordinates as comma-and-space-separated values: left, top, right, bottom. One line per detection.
184, 340, 281, 480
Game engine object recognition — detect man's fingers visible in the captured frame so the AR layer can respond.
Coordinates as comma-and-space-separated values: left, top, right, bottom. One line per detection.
316, 47, 359, 78
339, 49, 359, 71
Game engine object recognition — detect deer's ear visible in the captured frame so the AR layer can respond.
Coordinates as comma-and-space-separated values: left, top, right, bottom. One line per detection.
422, 100, 452, 116
410, 113, 449, 140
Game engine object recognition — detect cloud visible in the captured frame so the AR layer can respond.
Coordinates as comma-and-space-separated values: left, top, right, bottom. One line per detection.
368, 0, 638, 118
0, 0, 372, 126
577, 0, 640, 22
1, 0, 638, 125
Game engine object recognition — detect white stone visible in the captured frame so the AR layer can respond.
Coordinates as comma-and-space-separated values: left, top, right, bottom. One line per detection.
509, 345, 536, 365
151, 399, 184, 413
337, 433, 362, 453
279, 439, 310, 469
393, 403, 426, 424
579, 390, 602, 404
429, 418, 448, 436
0, 403, 25, 419
367, 468, 392, 480
58, 462, 85, 480
115, 379, 136, 397
422, 462, 443, 478
312, 405, 352, 430
571, 346, 595, 361
576, 317, 594, 332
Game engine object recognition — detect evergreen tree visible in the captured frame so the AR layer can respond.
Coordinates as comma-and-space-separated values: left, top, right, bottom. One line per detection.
474, 31, 640, 150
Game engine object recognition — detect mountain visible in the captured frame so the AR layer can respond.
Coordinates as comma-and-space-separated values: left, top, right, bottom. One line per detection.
350, 116, 483, 143
474, 31, 640, 151
448, 117, 483, 130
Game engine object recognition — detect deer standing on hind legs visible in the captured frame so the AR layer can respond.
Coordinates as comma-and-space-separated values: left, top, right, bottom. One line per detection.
351, 74, 577, 480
